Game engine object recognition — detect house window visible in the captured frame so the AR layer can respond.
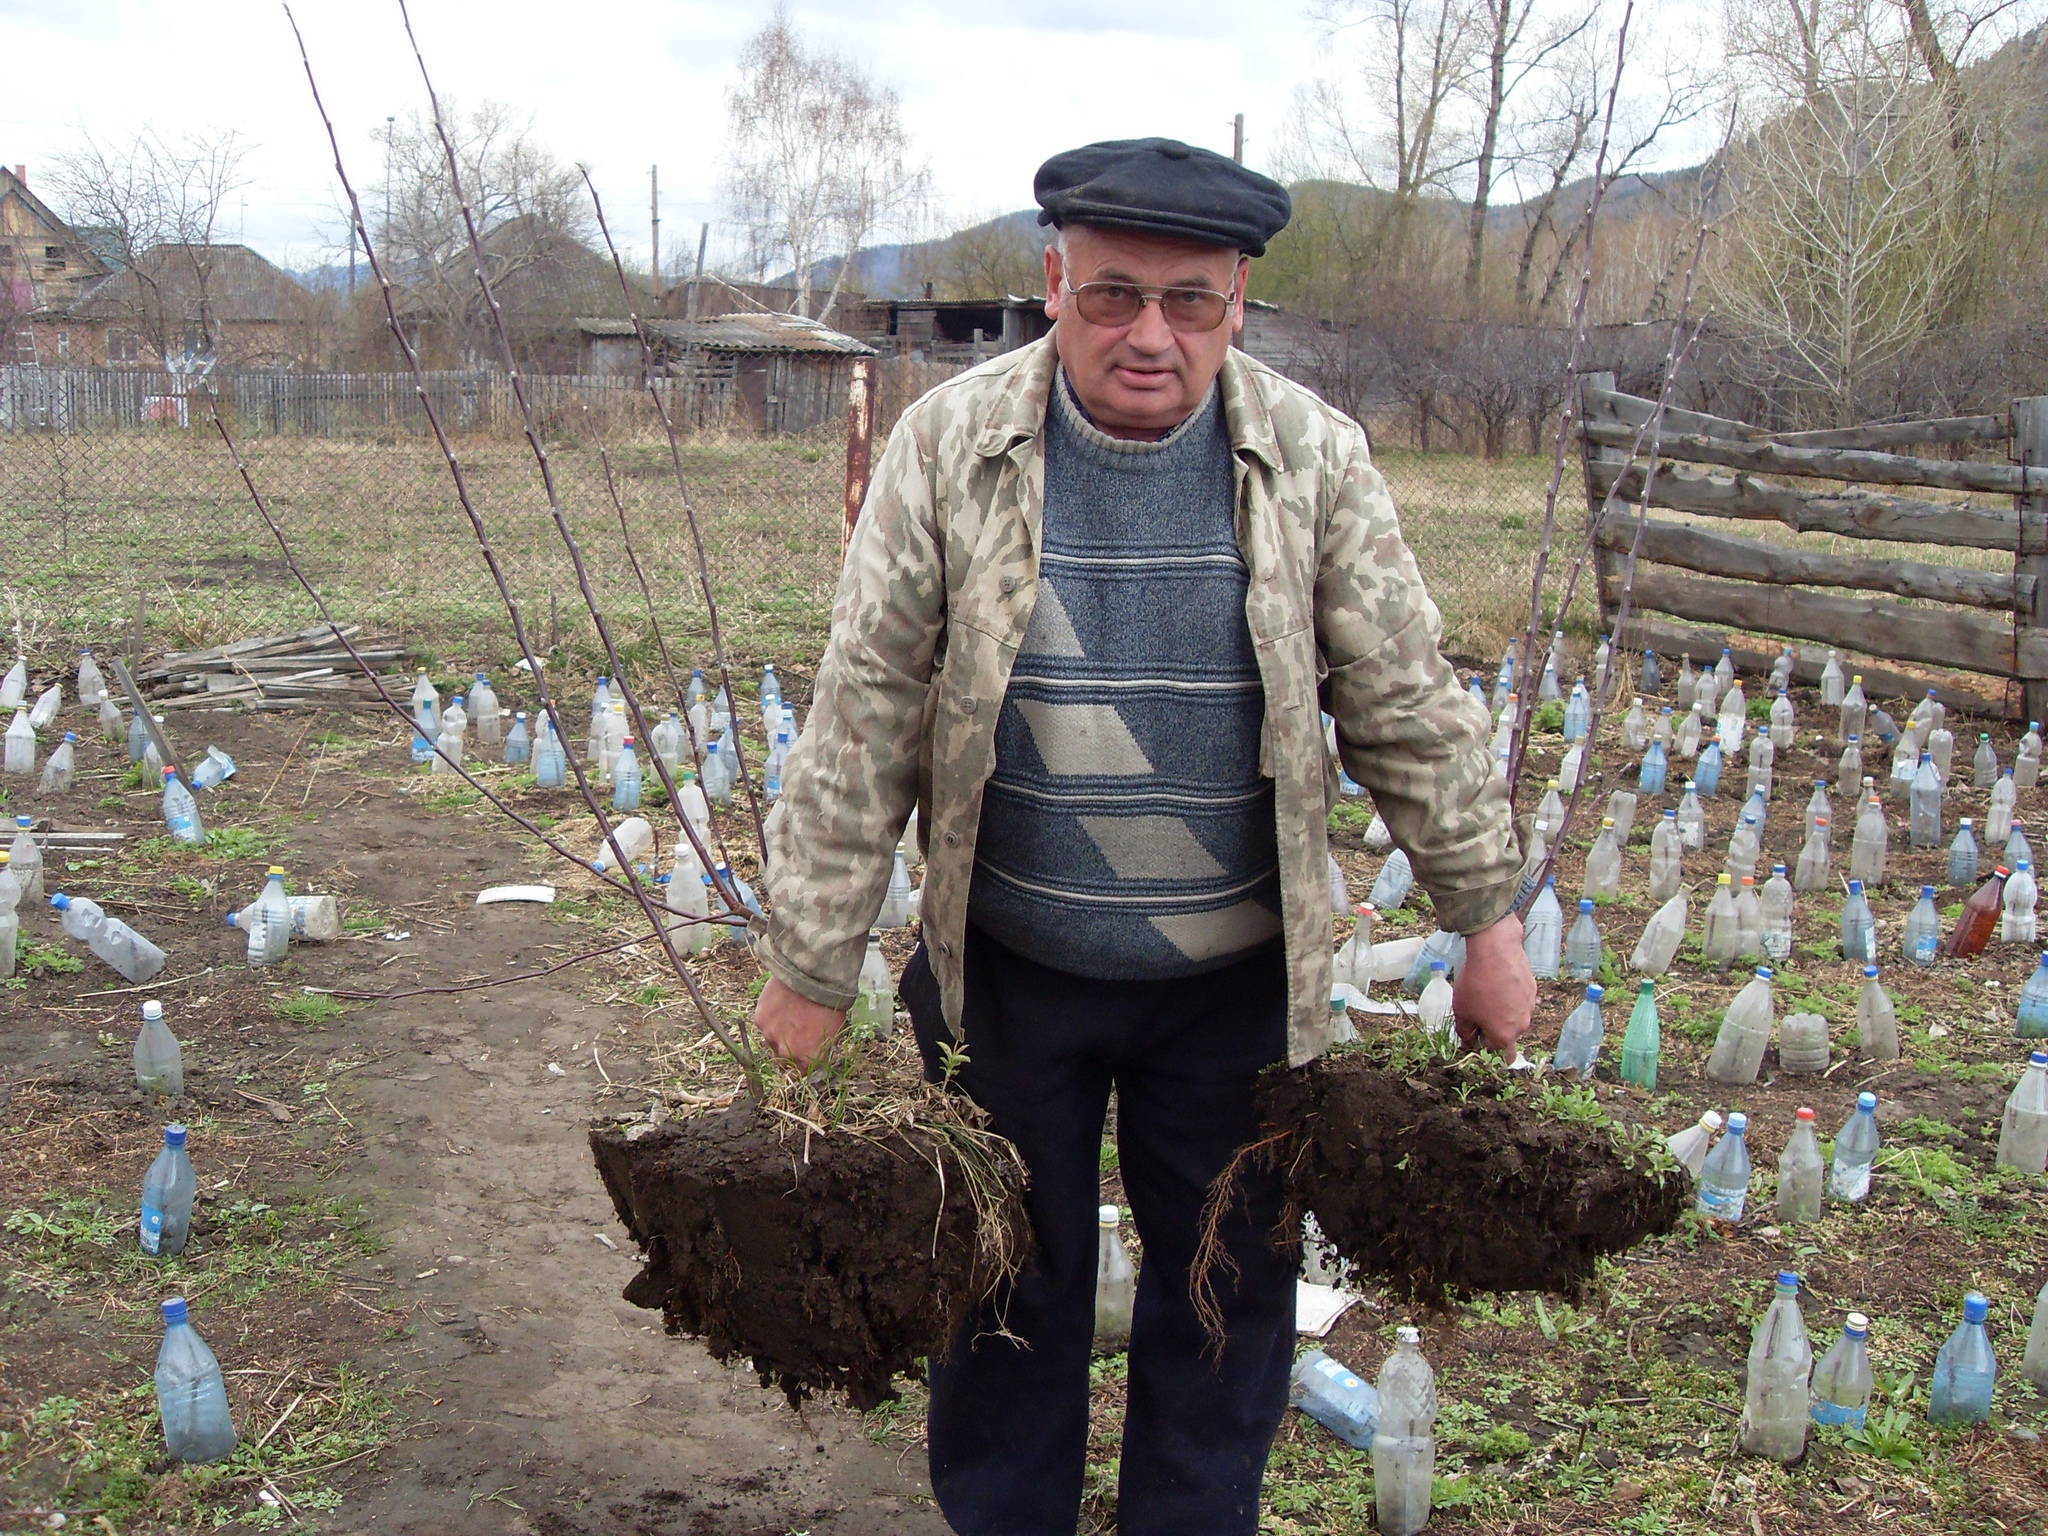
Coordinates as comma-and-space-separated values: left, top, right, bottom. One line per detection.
55, 330, 68, 358
107, 329, 139, 365
9, 328, 35, 365
43, 246, 65, 271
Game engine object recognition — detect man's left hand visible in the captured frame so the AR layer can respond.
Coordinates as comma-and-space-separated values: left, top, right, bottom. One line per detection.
1452, 912, 1536, 1056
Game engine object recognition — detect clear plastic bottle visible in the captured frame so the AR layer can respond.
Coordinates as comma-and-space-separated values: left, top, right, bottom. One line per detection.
1985, 769, 2018, 846
1836, 734, 1863, 786
25, 682, 59, 732
1929, 721, 1955, 784
10, 815, 42, 903
1582, 818, 1621, 900
1857, 966, 1899, 1060
1327, 852, 1351, 916
1778, 1012, 1830, 1075
1908, 752, 1943, 847
1697, 1110, 1754, 1219
2019, 956, 2048, 1039
1777, 1108, 1824, 1223
503, 712, 530, 764
1369, 848, 1414, 912
37, 731, 76, 794
2017, 724, 2043, 789
1996, 1051, 2048, 1173
763, 729, 791, 801
1903, 884, 1941, 966
1645, 811, 1681, 903
1290, 1348, 1379, 1450
1759, 865, 1794, 962
1628, 889, 1684, 976
1707, 969, 1775, 1085
1619, 979, 1659, 1091
1676, 704, 1702, 760
1840, 879, 1876, 963
1840, 676, 1867, 742
1638, 738, 1668, 796
409, 696, 436, 766
651, 710, 685, 774
878, 846, 916, 928
1522, 879, 1562, 980
1564, 898, 1602, 982
1417, 958, 1454, 1038
1668, 1109, 1723, 1178
2025, 1279, 2048, 1393
1725, 814, 1761, 882
1563, 679, 1590, 743
1702, 873, 1741, 969
1094, 1205, 1136, 1352
410, 670, 440, 729
531, 714, 567, 787
2008, 824, 2034, 869
2004, 859, 2038, 945
1696, 736, 1724, 798
612, 736, 643, 812
155, 1297, 237, 1464
126, 706, 149, 764
471, 675, 501, 747
1605, 789, 1638, 847
229, 890, 341, 945
98, 693, 123, 743
1334, 904, 1377, 1001
1810, 1313, 1874, 1431
1849, 792, 1888, 887
1768, 689, 1794, 751
140, 1122, 196, 1257
50, 892, 166, 983
700, 738, 734, 806
1734, 875, 1763, 959
848, 930, 894, 1035
429, 718, 463, 773
1553, 984, 1605, 1078
1973, 732, 1998, 789
1928, 1293, 1997, 1426
1558, 742, 1584, 795
1794, 816, 1831, 893
1947, 817, 1980, 889
443, 694, 468, 745
1740, 1271, 1812, 1463
1621, 698, 1648, 753
1947, 865, 2010, 958
1747, 731, 1774, 801
0, 853, 17, 980
1676, 782, 1704, 848
676, 768, 711, 842
1830, 1092, 1881, 1201
158, 767, 204, 846
1373, 1327, 1438, 1536
589, 816, 654, 875
76, 647, 106, 706
1888, 736, 1918, 802
248, 867, 291, 968
3, 710, 35, 778
188, 746, 236, 791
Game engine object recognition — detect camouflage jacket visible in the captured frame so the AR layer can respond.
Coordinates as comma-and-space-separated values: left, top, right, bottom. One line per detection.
757, 334, 1523, 1066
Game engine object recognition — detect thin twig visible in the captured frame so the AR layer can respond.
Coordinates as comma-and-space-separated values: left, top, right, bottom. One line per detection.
325, 930, 649, 1001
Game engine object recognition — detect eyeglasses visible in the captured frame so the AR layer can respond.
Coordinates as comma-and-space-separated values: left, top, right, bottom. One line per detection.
1063, 279, 1236, 333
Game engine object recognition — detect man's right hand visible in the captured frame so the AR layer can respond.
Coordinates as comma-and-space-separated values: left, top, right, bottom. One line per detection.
753, 977, 846, 1067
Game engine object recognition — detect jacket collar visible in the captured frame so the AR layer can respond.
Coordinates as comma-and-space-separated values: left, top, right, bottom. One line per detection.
973, 333, 1282, 472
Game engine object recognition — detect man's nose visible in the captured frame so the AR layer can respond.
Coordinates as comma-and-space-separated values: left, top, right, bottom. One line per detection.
1124, 296, 1178, 354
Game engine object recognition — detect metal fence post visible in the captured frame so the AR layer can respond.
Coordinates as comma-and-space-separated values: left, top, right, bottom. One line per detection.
2017, 397, 2048, 725
841, 358, 874, 561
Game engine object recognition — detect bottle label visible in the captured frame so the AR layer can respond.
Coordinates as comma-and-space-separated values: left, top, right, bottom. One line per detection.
1697, 1185, 1746, 1222
140, 1202, 164, 1254
1809, 1400, 1866, 1429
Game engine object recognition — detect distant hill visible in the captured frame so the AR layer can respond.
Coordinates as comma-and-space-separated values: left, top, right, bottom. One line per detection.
778, 209, 1050, 301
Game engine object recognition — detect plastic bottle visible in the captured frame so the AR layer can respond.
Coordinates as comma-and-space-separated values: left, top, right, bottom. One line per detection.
1334, 904, 1377, 1002
1553, 984, 1605, 1079
2017, 724, 2043, 789
38, 732, 76, 794
10, 815, 41, 903
155, 767, 203, 846
125, 706, 149, 764
1522, 879, 1562, 980
1777, 1108, 1824, 1223
1621, 698, 1648, 753
155, 1298, 237, 1464
2008, 824, 2034, 869
1847, 793, 1886, 887
503, 712, 530, 765
1638, 738, 1668, 796
1996, 1051, 2048, 1172
1747, 732, 1774, 801
1809, 1313, 1874, 1431
1734, 875, 1763, 959
50, 892, 166, 983
1738, 1270, 1813, 1462
409, 670, 440, 729
2018, 956, 2048, 1039
1829, 1092, 1880, 1201
1373, 1327, 1438, 1536
1677, 652, 1695, 697
1946, 866, 2010, 958
1778, 1012, 1829, 1074
1856, 966, 1899, 1060
764, 729, 791, 801
1368, 848, 1414, 912
1563, 679, 1590, 743
1725, 815, 1761, 883
612, 736, 643, 811
1929, 720, 1955, 784
649, 710, 684, 775
701, 738, 734, 806
1676, 782, 1704, 849
188, 746, 236, 791
1558, 743, 1584, 795
1696, 1110, 1754, 1219
1668, 1110, 1723, 1178
1702, 873, 1741, 969
1943, 818, 1980, 891
676, 768, 711, 842
1639, 813, 1679, 906
711, 862, 761, 944
75, 647, 105, 707
1605, 789, 1638, 848
23, 682, 59, 733
429, 718, 463, 773
1707, 969, 1775, 1085
3, 709, 33, 777
140, 1122, 196, 1257
1839, 879, 1876, 963
1766, 689, 1793, 752
2026, 1280, 2048, 1393
531, 715, 566, 787
1696, 735, 1724, 798
878, 846, 916, 928
1631, 891, 1686, 977
1416, 959, 1454, 1038
0, 854, 18, 980
1984, 769, 2017, 847
1758, 865, 1794, 962
1327, 852, 1351, 916
1289, 1349, 1379, 1450
248, 868, 291, 968
1582, 819, 1621, 900
1402, 930, 1467, 997
1970, 732, 1998, 790
409, 697, 435, 766
1094, 1205, 1136, 1352
1676, 704, 1703, 760
1819, 651, 1844, 707
589, 816, 654, 875
98, 693, 122, 743
470, 675, 500, 747
848, 930, 894, 1035
1619, 979, 1660, 1091
1564, 898, 1601, 982
1928, 1293, 1997, 1426
1888, 736, 1917, 802
1908, 753, 1943, 848
1902, 884, 1941, 966
2004, 859, 2038, 945
1840, 676, 1867, 742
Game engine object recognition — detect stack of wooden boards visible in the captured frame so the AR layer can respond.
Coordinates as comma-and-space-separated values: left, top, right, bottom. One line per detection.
141, 625, 406, 711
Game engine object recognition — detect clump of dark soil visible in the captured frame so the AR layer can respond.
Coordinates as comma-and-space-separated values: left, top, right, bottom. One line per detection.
591, 1102, 1026, 1409
1256, 1054, 1687, 1299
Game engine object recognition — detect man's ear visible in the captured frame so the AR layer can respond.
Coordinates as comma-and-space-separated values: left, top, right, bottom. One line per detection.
1043, 240, 1064, 323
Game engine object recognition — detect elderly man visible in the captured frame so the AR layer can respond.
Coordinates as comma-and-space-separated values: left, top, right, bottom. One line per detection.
753, 138, 1534, 1535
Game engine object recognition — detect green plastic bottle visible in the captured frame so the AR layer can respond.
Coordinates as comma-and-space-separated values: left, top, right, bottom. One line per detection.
1619, 978, 1660, 1091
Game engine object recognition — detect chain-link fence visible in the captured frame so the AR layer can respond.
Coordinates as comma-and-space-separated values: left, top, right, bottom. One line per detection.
0, 363, 1560, 684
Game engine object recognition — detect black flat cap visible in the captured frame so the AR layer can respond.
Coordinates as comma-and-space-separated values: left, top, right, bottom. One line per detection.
1034, 138, 1291, 256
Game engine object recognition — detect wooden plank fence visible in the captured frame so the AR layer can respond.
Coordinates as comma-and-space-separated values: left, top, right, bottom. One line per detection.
1579, 373, 2048, 719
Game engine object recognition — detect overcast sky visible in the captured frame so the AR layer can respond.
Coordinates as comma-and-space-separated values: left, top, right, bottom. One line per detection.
1, 0, 1725, 276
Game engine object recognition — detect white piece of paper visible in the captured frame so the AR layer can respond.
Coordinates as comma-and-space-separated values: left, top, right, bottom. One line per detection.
476, 884, 557, 905
1296, 1280, 1360, 1337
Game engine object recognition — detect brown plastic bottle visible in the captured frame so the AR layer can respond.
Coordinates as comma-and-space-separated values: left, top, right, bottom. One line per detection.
1945, 865, 2010, 959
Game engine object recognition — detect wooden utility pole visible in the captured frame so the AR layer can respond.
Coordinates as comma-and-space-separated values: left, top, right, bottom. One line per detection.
687, 222, 709, 321
842, 359, 874, 560
1231, 114, 1244, 164
2018, 397, 2048, 724
649, 165, 662, 302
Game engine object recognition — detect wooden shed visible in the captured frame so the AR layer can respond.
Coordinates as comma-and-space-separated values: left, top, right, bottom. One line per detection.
577, 312, 877, 434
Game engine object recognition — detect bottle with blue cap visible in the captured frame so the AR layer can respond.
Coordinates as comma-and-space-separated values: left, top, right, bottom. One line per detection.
1289, 1347, 1378, 1450
2019, 958, 2048, 1040
1840, 878, 1876, 963
1829, 1092, 1881, 1201
1402, 928, 1465, 996
1739, 1270, 1811, 1461
531, 712, 566, 786
1706, 968, 1775, 1085
1696, 1110, 1753, 1220
1928, 1292, 1997, 1425
1416, 958, 1454, 1038
1903, 884, 1941, 966
1996, 1050, 2048, 1172
10, 814, 42, 904
1810, 1312, 1874, 1431
139, 1122, 196, 1257
1564, 898, 1601, 982
38, 731, 77, 794
1695, 734, 1724, 797
1639, 647, 1660, 693
1552, 984, 1605, 1079
51, 892, 166, 984
503, 711, 530, 765
160, 767, 204, 846
471, 674, 501, 748
1638, 735, 1668, 796
155, 1296, 237, 1463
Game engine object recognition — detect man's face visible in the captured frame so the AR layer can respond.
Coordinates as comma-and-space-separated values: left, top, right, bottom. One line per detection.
1043, 224, 1247, 440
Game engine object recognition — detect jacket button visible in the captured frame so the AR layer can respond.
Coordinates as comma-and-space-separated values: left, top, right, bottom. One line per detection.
999, 575, 1017, 594
960, 695, 978, 714
944, 830, 960, 847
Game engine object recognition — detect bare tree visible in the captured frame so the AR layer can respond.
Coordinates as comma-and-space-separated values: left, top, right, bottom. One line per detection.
914, 211, 1051, 301
1301, 0, 1479, 199
723, 7, 928, 322
43, 128, 251, 362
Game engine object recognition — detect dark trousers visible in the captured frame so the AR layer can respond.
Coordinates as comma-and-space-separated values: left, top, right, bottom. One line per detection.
903, 926, 1295, 1536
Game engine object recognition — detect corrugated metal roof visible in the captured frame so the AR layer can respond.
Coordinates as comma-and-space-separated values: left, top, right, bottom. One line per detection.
576, 312, 877, 357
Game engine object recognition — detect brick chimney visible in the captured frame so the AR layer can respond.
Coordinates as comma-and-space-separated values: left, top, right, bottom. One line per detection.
11, 166, 23, 184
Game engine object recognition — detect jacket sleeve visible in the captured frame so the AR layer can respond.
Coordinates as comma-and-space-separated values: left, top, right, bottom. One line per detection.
755, 414, 947, 1009
1314, 421, 1526, 934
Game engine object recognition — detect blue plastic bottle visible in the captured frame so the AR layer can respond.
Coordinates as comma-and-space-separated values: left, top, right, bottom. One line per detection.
1289, 1349, 1380, 1450
1696, 737, 1724, 797
1928, 1292, 1997, 1425
2019, 954, 2048, 1039
1639, 740, 1668, 796
155, 1297, 237, 1463
410, 698, 435, 765
1840, 880, 1876, 963
140, 1123, 196, 1257
503, 712, 531, 765
612, 736, 643, 811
